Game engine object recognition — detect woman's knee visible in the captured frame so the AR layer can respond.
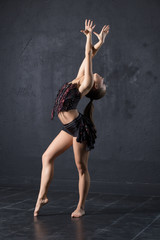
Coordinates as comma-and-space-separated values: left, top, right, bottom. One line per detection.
42, 153, 54, 165
76, 162, 88, 175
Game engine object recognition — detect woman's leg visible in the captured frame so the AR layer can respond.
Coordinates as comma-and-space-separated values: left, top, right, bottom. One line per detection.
34, 130, 73, 216
71, 138, 90, 217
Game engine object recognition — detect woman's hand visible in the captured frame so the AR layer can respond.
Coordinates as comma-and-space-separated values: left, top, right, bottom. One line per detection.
80, 19, 96, 36
93, 25, 110, 43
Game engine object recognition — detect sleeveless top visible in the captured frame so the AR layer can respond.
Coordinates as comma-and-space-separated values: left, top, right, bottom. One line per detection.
51, 81, 81, 120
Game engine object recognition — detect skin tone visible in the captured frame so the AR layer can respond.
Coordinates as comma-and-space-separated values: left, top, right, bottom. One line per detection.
74, 73, 106, 91
78, 20, 109, 92
33, 19, 110, 218
93, 73, 107, 91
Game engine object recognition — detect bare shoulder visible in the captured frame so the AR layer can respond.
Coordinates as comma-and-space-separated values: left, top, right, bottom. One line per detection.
68, 75, 92, 98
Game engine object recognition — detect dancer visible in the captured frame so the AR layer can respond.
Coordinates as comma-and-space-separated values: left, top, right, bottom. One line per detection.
34, 19, 110, 217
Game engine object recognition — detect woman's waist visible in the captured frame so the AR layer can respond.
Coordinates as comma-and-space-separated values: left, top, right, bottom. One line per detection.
58, 109, 80, 125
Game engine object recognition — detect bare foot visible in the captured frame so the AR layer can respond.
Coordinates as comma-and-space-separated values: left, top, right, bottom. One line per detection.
33, 195, 49, 216
71, 207, 85, 218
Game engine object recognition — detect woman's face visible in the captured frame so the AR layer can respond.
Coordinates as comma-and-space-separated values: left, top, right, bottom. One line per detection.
93, 73, 106, 91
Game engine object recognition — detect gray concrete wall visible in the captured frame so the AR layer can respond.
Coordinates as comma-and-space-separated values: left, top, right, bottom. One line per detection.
1, 0, 160, 196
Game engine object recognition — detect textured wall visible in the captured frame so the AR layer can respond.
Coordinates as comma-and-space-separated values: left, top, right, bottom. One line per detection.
0, 0, 160, 195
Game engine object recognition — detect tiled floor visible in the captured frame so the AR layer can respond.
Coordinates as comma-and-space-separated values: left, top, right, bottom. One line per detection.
0, 186, 160, 240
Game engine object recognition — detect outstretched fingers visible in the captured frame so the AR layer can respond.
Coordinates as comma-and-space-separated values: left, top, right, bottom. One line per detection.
103, 25, 110, 33
85, 19, 96, 31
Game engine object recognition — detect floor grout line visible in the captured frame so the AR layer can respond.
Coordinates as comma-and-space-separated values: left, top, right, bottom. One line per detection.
94, 196, 154, 236
130, 213, 160, 240
0, 199, 31, 209
0, 189, 32, 200
1, 186, 160, 197
2, 207, 27, 211
91, 195, 129, 214
102, 195, 129, 209
109, 197, 153, 227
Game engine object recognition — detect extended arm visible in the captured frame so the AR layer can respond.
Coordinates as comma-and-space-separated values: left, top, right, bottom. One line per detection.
76, 24, 110, 78
76, 40, 103, 79
77, 19, 96, 96
82, 31, 93, 88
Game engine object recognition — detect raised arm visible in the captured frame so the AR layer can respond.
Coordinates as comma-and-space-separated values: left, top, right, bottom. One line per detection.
76, 41, 103, 79
79, 19, 96, 90
83, 31, 93, 88
76, 24, 110, 79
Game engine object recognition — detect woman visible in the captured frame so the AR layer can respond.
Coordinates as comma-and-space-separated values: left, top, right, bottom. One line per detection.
34, 19, 110, 218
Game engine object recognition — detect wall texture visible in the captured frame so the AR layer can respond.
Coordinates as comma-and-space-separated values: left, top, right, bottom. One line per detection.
0, 0, 160, 196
